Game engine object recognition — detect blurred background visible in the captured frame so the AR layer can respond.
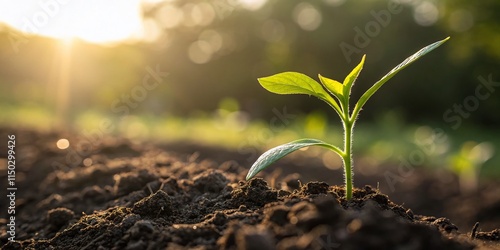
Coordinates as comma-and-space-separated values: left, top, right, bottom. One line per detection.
0, 0, 499, 184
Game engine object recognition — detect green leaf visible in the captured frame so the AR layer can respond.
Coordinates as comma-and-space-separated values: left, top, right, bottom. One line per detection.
246, 138, 343, 180
352, 37, 449, 119
343, 55, 366, 98
318, 74, 344, 100
258, 72, 330, 98
258, 72, 342, 115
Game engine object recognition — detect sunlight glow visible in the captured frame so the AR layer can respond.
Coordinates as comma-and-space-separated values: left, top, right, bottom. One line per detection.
0, 0, 269, 44
54, 38, 72, 127
0, 0, 144, 44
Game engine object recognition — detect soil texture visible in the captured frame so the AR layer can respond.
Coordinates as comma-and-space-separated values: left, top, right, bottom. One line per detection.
0, 127, 499, 249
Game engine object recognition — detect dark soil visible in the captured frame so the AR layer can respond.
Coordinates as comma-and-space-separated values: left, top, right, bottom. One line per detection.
0, 127, 499, 249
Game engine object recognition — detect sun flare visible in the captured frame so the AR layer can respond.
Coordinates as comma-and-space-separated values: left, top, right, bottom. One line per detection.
0, 0, 144, 44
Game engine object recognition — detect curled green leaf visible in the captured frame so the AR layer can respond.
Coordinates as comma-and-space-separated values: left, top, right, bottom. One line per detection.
246, 138, 343, 180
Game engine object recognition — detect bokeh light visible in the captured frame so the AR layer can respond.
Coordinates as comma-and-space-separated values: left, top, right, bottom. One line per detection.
199, 30, 223, 53
83, 158, 93, 167
293, 2, 322, 31
413, 1, 439, 26
239, 0, 268, 10
156, 4, 184, 29
0, 0, 499, 182
188, 40, 214, 64
56, 139, 70, 150
191, 2, 216, 26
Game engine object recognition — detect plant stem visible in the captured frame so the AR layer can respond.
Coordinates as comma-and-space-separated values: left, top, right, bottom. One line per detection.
343, 119, 354, 200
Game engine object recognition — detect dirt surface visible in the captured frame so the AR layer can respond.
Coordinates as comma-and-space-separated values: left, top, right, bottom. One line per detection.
0, 127, 499, 249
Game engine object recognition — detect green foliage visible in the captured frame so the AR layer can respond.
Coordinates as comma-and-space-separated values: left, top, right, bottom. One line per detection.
246, 37, 449, 199
259, 72, 342, 115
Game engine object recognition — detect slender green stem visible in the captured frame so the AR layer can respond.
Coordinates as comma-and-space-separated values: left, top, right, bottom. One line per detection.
338, 95, 353, 200
343, 119, 353, 199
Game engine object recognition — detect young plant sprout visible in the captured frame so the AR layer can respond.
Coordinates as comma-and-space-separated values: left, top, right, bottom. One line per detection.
246, 37, 450, 200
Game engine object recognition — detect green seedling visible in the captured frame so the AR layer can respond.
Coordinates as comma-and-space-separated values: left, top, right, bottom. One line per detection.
246, 37, 450, 199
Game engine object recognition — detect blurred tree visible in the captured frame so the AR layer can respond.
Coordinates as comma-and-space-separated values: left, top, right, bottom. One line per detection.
0, 0, 499, 127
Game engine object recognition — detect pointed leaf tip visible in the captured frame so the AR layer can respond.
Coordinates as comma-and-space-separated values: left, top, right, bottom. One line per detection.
246, 138, 343, 180
343, 54, 366, 98
352, 37, 449, 118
